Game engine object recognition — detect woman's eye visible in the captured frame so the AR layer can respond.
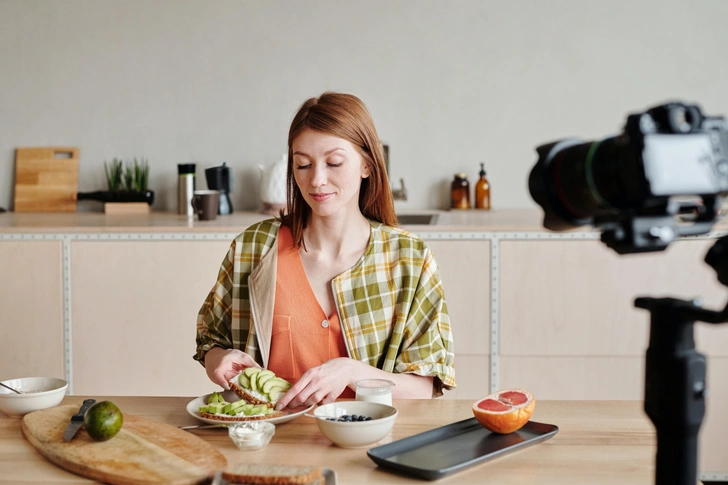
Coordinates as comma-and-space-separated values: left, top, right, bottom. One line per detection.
295, 164, 311, 170
328, 162, 343, 168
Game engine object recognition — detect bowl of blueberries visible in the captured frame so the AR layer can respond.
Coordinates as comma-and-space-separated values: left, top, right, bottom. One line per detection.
312, 401, 398, 449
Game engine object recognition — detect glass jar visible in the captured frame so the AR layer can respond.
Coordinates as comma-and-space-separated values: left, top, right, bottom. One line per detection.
355, 379, 395, 406
451, 173, 470, 209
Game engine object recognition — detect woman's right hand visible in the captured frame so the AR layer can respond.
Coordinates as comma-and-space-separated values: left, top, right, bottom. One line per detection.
204, 347, 260, 389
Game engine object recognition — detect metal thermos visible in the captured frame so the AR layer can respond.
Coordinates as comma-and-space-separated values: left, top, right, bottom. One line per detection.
178, 164, 196, 216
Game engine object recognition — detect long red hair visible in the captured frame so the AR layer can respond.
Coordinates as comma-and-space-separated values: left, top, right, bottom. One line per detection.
280, 92, 397, 247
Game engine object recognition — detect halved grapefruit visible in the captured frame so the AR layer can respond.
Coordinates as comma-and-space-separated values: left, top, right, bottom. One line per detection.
472, 388, 535, 434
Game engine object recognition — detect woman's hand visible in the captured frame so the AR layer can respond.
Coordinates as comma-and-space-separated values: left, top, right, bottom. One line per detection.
204, 347, 260, 389
274, 358, 358, 410
274, 358, 436, 410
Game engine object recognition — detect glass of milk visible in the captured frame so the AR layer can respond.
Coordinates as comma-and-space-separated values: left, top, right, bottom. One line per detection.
355, 379, 395, 406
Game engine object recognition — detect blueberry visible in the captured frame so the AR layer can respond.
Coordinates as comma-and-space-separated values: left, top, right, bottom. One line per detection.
365, 417, 373, 421
351, 414, 358, 420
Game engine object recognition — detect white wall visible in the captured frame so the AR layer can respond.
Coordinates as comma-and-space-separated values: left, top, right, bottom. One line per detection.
2, 0, 727, 212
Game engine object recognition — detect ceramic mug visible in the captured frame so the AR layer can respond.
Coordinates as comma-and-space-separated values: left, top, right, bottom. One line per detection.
191, 190, 220, 221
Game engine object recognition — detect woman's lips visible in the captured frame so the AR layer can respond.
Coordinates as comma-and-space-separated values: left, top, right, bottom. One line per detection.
310, 193, 333, 203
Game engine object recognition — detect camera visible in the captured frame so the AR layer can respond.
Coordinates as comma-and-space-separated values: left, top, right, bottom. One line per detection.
528, 101, 728, 484
528, 102, 728, 253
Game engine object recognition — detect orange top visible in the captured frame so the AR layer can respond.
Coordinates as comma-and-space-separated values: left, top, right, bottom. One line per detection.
268, 225, 355, 399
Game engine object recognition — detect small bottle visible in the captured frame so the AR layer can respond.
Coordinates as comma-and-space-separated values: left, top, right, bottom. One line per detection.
475, 163, 491, 210
451, 173, 470, 209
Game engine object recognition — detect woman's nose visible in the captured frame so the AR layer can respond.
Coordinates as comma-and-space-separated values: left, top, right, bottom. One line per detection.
311, 165, 327, 187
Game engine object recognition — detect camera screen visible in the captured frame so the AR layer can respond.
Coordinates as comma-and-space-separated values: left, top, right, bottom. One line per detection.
642, 134, 723, 196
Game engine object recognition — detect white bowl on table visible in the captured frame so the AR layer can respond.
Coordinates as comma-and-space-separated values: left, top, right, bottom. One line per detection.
228, 421, 276, 451
313, 401, 398, 449
0, 377, 68, 418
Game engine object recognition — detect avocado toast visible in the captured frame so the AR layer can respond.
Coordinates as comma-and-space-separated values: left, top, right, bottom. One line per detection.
229, 367, 292, 408
198, 391, 283, 421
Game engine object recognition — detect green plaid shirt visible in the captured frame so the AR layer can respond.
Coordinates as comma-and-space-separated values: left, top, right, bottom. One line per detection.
195, 219, 456, 395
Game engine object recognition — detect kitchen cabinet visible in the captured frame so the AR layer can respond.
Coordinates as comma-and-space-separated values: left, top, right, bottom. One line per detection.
427, 240, 491, 399
499, 239, 728, 398
0, 241, 64, 380
69, 239, 231, 396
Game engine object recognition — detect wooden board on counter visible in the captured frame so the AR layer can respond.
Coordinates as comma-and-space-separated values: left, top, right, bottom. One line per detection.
14, 147, 79, 212
21, 404, 227, 485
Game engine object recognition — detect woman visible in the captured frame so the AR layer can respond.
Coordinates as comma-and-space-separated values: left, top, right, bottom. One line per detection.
195, 92, 455, 410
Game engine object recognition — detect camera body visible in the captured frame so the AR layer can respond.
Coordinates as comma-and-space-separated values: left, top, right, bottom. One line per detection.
529, 102, 728, 253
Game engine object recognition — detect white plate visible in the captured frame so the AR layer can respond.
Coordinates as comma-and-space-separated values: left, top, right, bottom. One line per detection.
186, 390, 314, 425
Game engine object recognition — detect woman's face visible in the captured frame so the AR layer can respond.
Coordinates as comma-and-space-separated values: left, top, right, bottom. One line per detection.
291, 129, 369, 219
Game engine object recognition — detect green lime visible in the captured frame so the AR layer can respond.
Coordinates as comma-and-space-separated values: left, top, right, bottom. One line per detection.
83, 401, 123, 441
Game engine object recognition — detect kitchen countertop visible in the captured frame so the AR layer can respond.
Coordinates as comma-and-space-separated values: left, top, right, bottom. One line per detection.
1, 208, 725, 235
1, 397, 659, 484
0, 209, 583, 233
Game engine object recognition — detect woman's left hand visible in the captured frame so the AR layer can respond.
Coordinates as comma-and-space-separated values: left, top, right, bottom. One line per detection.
274, 358, 358, 410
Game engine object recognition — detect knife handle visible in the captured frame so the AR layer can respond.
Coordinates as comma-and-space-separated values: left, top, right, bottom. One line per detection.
71, 399, 96, 422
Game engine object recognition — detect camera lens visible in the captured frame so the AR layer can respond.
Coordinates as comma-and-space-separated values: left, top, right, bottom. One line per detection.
529, 136, 647, 230
528, 102, 725, 234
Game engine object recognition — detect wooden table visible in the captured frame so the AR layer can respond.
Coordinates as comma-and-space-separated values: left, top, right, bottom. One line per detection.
0, 397, 660, 484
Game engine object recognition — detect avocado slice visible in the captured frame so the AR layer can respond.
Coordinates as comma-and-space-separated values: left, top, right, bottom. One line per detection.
243, 367, 262, 379
207, 402, 225, 415
268, 388, 287, 403
262, 377, 292, 394
226, 400, 248, 415
249, 405, 266, 416
238, 373, 250, 389
256, 370, 275, 388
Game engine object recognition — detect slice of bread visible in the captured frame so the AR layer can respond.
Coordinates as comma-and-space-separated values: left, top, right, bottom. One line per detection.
230, 380, 275, 408
199, 410, 282, 422
222, 463, 323, 485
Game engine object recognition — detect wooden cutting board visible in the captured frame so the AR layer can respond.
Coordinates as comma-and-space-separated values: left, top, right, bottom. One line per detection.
21, 405, 227, 485
14, 147, 80, 212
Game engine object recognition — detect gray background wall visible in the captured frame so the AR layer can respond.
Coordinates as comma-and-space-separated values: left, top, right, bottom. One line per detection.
2, 0, 727, 212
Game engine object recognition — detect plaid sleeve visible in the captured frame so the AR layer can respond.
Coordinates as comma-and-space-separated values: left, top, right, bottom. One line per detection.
193, 239, 238, 366
194, 220, 280, 367
393, 246, 456, 396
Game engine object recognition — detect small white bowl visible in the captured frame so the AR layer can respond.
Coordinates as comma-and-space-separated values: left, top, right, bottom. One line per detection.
228, 421, 275, 451
0, 377, 68, 418
313, 401, 397, 449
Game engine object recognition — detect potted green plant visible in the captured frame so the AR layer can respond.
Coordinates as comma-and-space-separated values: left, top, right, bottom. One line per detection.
77, 158, 154, 205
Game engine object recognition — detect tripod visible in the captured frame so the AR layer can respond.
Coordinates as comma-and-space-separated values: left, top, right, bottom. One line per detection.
635, 235, 728, 485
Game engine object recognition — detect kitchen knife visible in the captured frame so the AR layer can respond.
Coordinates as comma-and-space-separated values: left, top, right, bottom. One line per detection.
63, 399, 96, 442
